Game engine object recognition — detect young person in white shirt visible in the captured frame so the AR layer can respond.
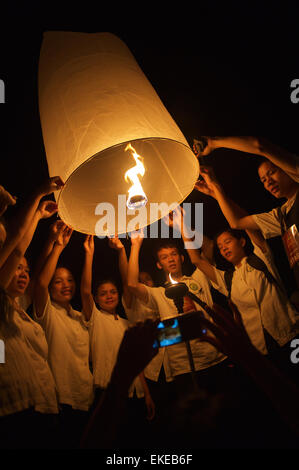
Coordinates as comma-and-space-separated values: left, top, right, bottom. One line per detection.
183, 164, 299, 377
193, 136, 299, 297
0, 177, 63, 449
81, 234, 155, 431
33, 221, 94, 448
108, 235, 175, 446
127, 230, 229, 399
108, 235, 172, 385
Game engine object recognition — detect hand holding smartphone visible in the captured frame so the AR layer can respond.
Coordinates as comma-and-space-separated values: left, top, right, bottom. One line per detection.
154, 311, 207, 348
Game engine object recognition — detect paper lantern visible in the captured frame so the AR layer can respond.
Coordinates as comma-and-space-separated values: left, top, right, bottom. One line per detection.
38, 32, 199, 236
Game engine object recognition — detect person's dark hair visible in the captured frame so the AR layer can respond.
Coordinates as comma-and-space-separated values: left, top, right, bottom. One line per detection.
255, 156, 271, 171
154, 240, 182, 261
214, 228, 253, 257
93, 277, 119, 298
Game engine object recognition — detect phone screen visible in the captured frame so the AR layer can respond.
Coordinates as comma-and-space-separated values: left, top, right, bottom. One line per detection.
153, 311, 207, 348
154, 318, 182, 347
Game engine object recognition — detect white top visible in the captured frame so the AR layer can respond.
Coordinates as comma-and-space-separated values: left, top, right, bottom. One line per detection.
122, 295, 173, 382
211, 243, 299, 354
0, 308, 58, 417
33, 295, 94, 411
252, 164, 299, 239
142, 268, 227, 377
88, 302, 144, 397
252, 190, 298, 239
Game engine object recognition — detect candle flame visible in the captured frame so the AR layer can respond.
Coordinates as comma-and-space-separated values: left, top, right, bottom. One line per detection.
169, 273, 178, 284
124, 143, 147, 209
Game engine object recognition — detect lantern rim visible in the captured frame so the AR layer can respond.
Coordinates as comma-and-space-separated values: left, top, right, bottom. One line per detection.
55, 136, 199, 235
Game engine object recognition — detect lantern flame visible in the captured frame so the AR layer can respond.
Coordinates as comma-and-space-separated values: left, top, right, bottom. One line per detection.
124, 143, 148, 209
169, 273, 178, 284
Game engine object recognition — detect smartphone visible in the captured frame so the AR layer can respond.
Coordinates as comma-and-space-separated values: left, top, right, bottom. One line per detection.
153, 311, 207, 348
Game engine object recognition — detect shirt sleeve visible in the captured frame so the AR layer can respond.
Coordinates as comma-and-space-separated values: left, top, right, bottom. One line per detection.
33, 293, 51, 323
81, 306, 94, 328
122, 294, 136, 323
32, 294, 56, 335
191, 267, 211, 287
210, 267, 229, 297
252, 207, 282, 239
142, 285, 161, 311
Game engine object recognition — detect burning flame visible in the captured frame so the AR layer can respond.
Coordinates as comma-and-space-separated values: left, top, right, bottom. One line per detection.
169, 273, 178, 284
124, 143, 147, 209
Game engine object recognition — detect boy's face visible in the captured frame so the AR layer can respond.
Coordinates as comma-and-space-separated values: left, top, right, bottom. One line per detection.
258, 161, 295, 199
156, 247, 184, 278
216, 232, 246, 266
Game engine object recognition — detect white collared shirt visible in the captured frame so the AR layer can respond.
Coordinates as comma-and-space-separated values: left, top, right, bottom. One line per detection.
211, 243, 299, 354
253, 190, 299, 239
33, 295, 94, 411
252, 162, 299, 239
142, 268, 227, 377
88, 302, 144, 397
0, 308, 58, 417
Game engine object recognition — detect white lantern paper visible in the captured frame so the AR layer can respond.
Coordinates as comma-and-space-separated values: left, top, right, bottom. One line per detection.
38, 32, 199, 236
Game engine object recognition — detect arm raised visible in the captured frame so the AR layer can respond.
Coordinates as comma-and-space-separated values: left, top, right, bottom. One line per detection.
81, 235, 95, 321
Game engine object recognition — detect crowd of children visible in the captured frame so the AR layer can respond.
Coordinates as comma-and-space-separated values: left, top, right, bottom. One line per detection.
0, 136, 298, 449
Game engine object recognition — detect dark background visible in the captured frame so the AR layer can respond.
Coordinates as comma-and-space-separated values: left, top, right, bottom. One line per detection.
0, 2, 298, 310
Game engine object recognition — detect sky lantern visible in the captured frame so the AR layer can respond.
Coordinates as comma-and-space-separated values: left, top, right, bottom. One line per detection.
38, 31, 199, 236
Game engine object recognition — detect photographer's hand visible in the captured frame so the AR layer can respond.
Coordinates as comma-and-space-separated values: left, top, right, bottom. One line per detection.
198, 301, 299, 437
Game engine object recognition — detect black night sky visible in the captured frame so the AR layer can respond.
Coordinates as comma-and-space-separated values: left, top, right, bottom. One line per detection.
0, 2, 298, 310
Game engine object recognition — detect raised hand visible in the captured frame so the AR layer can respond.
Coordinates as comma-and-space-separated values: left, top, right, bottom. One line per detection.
194, 178, 216, 198
111, 319, 158, 390
164, 205, 185, 232
108, 235, 124, 251
37, 200, 58, 219
198, 301, 256, 363
0, 185, 16, 216
57, 224, 73, 248
130, 228, 144, 247
49, 220, 65, 242
194, 166, 220, 198
83, 234, 94, 256
193, 136, 218, 157
39, 176, 64, 196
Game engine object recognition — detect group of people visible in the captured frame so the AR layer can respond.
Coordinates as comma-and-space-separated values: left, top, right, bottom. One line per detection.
0, 135, 299, 449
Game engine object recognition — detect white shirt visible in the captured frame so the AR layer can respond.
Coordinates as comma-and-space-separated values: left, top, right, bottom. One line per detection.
122, 295, 173, 382
142, 269, 227, 377
33, 295, 94, 411
211, 243, 299, 354
253, 190, 299, 239
252, 163, 299, 239
0, 308, 58, 417
88, 302, 144, 397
